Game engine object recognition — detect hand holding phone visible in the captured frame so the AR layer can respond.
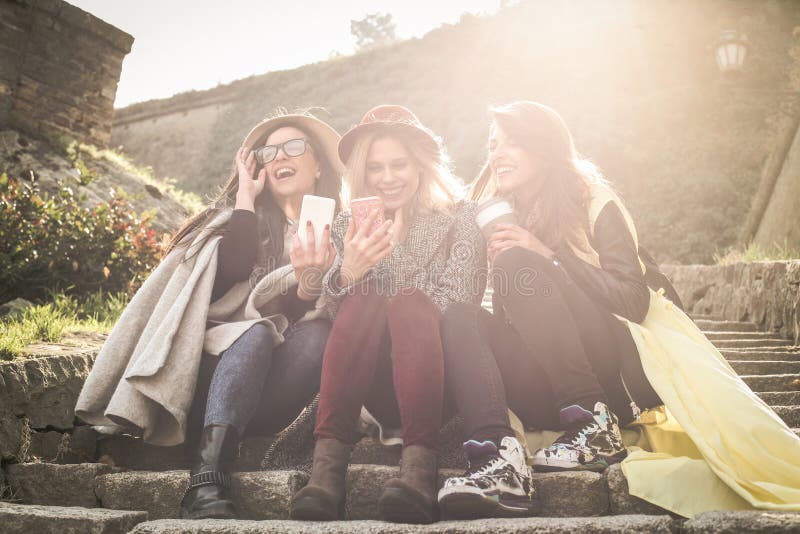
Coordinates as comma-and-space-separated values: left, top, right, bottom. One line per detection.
298, 195, 336, 252
350, 196, 385, 237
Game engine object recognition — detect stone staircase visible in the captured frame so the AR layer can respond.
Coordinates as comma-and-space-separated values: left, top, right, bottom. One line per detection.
2, 314, 800, 532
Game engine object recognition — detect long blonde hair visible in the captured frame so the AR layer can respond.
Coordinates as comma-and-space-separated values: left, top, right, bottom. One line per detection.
471, 101, 609, 252
341, 128, 463, 214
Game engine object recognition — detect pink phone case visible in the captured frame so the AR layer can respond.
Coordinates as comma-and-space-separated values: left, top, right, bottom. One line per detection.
351, 197, 385, 235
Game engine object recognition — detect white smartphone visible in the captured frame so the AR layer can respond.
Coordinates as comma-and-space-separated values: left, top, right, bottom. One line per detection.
298, 195, 336, 251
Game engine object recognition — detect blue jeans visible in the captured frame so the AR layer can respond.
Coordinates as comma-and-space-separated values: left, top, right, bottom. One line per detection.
197, 319, 330, 436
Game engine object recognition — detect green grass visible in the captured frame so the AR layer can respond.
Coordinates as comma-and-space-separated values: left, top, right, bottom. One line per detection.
0, 290, 129, 361
65, 140, 204, 216
714, 240, 800, 265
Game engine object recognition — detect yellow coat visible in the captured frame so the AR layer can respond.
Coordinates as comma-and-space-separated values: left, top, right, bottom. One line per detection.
519, 181, 800, 518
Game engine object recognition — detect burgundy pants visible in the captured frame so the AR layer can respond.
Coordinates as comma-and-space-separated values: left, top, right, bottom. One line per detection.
314, 285, 444, 452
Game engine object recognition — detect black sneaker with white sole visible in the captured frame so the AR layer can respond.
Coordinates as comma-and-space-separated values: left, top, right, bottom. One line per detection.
532, 401, 627, 472
438, 436, 539, 519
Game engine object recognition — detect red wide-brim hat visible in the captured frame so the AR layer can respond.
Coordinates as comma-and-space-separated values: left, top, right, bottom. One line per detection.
338, 104, 441, 165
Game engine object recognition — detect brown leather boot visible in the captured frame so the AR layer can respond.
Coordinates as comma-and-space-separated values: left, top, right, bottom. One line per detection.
378, 444, 438, 524
289, 438, 351, 520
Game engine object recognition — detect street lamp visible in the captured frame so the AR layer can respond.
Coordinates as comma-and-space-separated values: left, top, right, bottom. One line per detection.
714, 30, 749, 73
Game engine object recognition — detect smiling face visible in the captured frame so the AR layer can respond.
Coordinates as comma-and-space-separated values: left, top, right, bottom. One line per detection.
487, 121, 545, 198
262, 126, 320, 204
364, 135, 421, 212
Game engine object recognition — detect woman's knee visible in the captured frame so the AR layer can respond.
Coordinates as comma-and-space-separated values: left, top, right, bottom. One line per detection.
386, 287, 438, 319
493, 247, 557, 298
441, 302, 481, 337
284, 319, 331, 364
224, 322, 274, 359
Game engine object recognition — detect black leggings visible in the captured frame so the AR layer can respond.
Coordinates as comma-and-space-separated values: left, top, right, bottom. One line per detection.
441, 247, 641, 443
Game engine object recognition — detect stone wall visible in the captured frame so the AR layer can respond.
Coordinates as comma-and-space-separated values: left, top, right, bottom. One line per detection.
753, 117, 800, 252
0, 0, 133, 146
663, 261, 800, 344
0, 349, 97, 462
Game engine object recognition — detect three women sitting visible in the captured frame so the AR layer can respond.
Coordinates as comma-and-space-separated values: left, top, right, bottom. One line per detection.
76, 102, 800, 524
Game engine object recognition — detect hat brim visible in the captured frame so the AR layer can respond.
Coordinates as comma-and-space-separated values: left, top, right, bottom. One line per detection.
338, 122, 440, 165
242, 114, 345, 175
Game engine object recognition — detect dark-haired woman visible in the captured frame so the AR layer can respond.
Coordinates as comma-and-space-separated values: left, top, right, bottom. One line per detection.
437, 101, 800, 519
76, 112, 344, 519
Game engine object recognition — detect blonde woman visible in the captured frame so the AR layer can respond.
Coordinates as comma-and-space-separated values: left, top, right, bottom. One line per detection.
289, 105, 485, 524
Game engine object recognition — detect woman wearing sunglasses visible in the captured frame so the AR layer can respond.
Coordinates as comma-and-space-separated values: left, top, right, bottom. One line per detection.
289, 105, 485, 524
76, 111, 344, 520
435, 101, 800, 519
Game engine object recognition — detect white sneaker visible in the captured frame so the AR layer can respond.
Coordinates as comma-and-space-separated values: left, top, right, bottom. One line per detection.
438, 436, 538, 518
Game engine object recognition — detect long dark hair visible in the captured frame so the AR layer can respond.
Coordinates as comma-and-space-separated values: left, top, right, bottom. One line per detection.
166, 111, 341, 270
471, 101, 605, 252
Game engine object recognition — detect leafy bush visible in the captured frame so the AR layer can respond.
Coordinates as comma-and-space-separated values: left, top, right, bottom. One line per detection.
0, 173, 162, 301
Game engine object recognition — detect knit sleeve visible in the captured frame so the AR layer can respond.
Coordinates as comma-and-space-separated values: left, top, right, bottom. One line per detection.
320, 211, 375, 319
425, 202, 488, 313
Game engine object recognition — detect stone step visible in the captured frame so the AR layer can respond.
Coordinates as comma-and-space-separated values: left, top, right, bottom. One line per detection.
130, 515, 678, 533
757, 391, 800, 406
95, 469, 306, 521
772, 406, 800, 428
723, 350, 800, 361
0, 502, 147, 534
711, 339, 793, 349
683, 510, 800, 533
693, 319, 759, 332
689, 314, 724, 321
94, 465, 613, 520
729, 360, 800, 376
4, 462, 114, 507
705, 331, 786, 341
740, 374, 800, 393
123, 511, 800, 534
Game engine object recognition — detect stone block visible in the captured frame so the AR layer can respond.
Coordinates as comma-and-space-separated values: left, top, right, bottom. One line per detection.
533, 471, 609, 517
95, 469, 308, 520
230, 471, 308, 520
606, 464, 670, 515
0, 502, 147, 534
130, 515, 676, 533
5, 462, 113, 507
0, 412, 25, 460
95, 470, 187, 520
0, 353, 96, 430
684, 510, 800, 533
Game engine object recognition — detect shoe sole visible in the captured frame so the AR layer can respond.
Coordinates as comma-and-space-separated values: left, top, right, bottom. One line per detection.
289, 497, 343, 521
439, 490, 540, 520
533, 452, 627, 473
180, 501, 237, 520
378, 487, 435, 524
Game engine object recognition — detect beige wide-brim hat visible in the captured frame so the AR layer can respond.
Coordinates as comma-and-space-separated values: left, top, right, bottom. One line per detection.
241, 114, 345, 175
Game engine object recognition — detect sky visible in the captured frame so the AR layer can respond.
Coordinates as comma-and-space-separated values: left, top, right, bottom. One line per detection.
67, 1, 504, 109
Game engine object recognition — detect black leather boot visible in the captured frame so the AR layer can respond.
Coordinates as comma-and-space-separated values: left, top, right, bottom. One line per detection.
180, 424, 239, 519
